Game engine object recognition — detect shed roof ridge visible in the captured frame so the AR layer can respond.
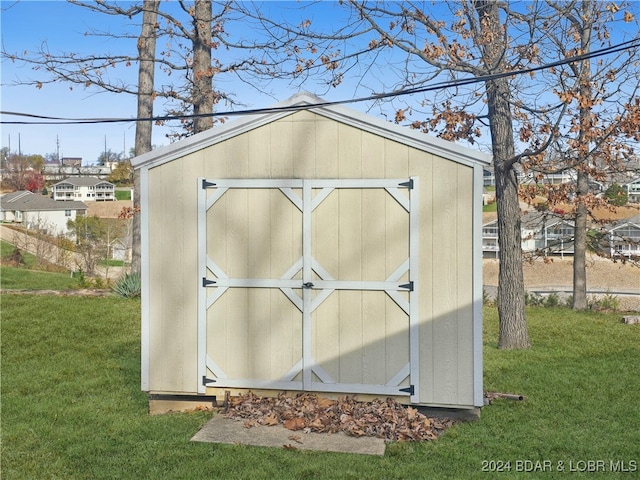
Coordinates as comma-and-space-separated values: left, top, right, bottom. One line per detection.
132, 92, 492, 170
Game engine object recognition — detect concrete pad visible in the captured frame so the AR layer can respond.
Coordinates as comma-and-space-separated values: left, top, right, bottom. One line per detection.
191, 415, 386, 456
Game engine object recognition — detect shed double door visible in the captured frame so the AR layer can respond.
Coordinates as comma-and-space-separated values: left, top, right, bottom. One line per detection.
197, 178, 419, 402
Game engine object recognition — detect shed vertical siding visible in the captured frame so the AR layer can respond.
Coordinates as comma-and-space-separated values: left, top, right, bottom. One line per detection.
141, 105, 483, 407
456, 166, 475, 403
431, 158, 460, 403
149, 159, 184, 392
147, 150, 205, 393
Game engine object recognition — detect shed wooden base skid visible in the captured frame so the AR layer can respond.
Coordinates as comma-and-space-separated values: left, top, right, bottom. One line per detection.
147, 388, 482, 416
148, 394, 218, 415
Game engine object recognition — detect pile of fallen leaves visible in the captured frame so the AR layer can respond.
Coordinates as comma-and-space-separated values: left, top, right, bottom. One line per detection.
223, 392, 455, 442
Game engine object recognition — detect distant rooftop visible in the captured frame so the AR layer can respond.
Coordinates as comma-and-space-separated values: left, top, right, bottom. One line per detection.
0, 190, 87, 212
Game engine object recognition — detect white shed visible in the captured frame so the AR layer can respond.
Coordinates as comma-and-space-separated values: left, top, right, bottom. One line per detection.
132, 93, 491, 412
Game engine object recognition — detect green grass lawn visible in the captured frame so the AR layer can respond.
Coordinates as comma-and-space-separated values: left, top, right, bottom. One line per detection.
1, 240, 80, 290
2, 292, 639, 479
0, 266, 80, 290
99, 258, 126, 267
483, 201, 498, 212
1, 239, 38, 268
115, 190, 131, 201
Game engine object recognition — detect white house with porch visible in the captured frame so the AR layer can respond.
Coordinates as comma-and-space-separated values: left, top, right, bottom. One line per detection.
51, 177, 115, 202
483, 211, 575, 257
606, 215, 640, 258
624, 178, 640, 204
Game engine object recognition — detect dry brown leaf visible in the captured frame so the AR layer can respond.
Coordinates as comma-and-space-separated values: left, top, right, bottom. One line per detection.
284, 417, 306, 431
224, 392, 455, 442
262, 413, 279, 426
317, 397, 336, 409
406, 406, 418, 420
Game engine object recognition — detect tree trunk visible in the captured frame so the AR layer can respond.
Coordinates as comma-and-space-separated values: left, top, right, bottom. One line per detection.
132, 0, 159, 276
492, 104, 530, 349
476, 0, 530, 349
192, 0, 213, 134
572, 171, 589, 309
572, 0, 594, 311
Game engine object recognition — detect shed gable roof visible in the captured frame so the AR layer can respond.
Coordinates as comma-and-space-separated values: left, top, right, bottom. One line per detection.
132, 92, 492, 170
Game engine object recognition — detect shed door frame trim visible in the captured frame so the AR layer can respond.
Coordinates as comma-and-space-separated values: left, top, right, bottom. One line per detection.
197, 177, 419, 402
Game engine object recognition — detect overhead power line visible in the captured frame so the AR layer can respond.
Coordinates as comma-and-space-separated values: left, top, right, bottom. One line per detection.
2, 36, 639, 126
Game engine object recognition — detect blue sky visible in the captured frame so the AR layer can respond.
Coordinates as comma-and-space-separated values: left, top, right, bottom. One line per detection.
2, 1, 639, 165
1, 1, 146, 162
0, 1, 330, 163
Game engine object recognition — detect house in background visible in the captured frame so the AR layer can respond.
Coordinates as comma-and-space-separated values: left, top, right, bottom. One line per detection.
42, 164, 113, 182
482, 220, 499, 256
624, 178, 640, 204
483, 211, 575, 258
0, 190, 87, 236
51, 177, 115, 202
61, 157, 82, 167
605, 214, 640, 258
524, 212, 575, 257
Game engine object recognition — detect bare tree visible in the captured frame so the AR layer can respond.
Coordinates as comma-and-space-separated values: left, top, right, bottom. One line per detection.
476, 1, 529, 348
1, 153, 46, 192
11, 215, 58, 269
239, 0, 639, 345
518, 1, 640, 309
192, 0, 213, 134
250, 0, 541, 348
132, 0, 159, 275
3, 0, 293, 274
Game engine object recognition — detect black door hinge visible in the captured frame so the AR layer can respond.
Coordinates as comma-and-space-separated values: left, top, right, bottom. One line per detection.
202, 179, 216, 189
399, 281, 414, 291
202, 376, 216, 386
202, 278, 217, 287
399, 179, 414, 189
399, 385, 415, 395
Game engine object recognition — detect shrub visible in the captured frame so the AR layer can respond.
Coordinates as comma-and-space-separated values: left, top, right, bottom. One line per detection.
588, 291, 620, 312
525, 291, 544, 306
604, 183, 628, 207
525, 291, 563, 308
112, 272, 141, 298
75, 269, 89, 288
482, 288, 495, 306
544, 292, 560, 308
564, 294, 574, 308
2, 247, 27, 267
